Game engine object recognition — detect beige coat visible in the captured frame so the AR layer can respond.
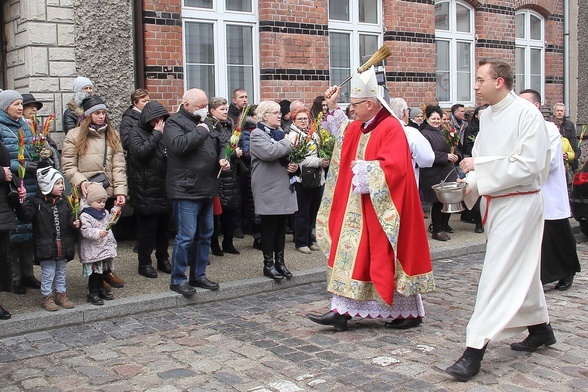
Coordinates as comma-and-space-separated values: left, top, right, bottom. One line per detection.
61, 125, 128, 198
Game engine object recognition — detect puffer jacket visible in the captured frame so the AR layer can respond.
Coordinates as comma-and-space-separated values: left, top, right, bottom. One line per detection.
79, 203, 120, 263
0, 110, 40, 243
162, 106, 224, 200
120, 106, 140, 150
127, 102, 170, 215
16, 194, 76, 262
61, 124, 128, 198
62, 99, 85, 134
210, 116, 240, 209
0, 142, 17, 232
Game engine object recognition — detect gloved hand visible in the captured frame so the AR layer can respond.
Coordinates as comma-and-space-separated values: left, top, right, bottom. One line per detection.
26, 161, 38, 175
40, 147, 53, 159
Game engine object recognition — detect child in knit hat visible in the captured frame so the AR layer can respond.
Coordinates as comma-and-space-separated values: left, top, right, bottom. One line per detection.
79, 182, 121, 305
16, 167, 80, 311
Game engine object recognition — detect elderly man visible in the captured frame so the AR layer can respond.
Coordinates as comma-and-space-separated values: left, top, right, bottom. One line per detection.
163, 88, 230, 296
551, 102, 579, 170
446, 59, 553, 382
306, 67, 434, 331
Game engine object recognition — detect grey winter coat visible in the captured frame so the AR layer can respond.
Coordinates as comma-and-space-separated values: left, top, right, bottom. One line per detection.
79, 204, 120, 264
250, 124, 298, 215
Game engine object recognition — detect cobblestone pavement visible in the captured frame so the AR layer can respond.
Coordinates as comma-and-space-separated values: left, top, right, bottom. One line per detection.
0, 246, 586, 391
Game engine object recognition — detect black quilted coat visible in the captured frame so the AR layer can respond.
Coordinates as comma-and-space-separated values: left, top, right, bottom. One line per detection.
210, 116, 241, 210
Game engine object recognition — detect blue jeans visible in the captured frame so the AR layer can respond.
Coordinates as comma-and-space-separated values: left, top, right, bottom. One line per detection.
171, 199, 213, 285
40, 258, 67, 297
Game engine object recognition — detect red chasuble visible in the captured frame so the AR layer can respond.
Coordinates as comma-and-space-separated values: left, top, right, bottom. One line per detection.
316, 108, 434, 306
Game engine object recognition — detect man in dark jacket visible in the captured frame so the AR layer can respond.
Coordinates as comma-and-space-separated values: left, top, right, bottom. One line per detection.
551, 103, 579, 170
228, 88, 248, 125
163, 88, 230, 296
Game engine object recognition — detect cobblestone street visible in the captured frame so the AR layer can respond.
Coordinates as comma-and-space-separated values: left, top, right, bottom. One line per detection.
0, 247, 586, 391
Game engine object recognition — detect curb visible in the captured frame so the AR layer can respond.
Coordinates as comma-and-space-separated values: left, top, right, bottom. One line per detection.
4, 225, 585, 338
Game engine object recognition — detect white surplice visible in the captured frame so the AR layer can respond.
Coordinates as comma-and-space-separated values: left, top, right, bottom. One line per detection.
463, 92, 551, 349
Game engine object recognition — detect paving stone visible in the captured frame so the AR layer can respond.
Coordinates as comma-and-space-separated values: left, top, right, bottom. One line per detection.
157, 368, 197, 379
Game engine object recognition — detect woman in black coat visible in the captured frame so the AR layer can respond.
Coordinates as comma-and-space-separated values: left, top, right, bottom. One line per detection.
208, 97, 241, 256
419, 105, 461, 241
126, 101, 171, 278
120, 89, 150, 150
0, 141, 18, 319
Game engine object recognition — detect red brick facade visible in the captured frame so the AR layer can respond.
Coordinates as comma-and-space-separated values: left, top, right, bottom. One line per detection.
141, 0, 564, 110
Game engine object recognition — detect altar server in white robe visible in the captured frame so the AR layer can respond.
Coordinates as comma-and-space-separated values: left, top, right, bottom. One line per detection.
445, 58, 555, 382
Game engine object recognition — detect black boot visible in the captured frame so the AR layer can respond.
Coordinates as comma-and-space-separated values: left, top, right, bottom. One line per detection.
252, 238, 262, 250
87, 290, 104, 305
263, 253, 284, 281
88, 274, 104, 305
210, 234, 223, 256
274, 250, 292, 279
222, 238, 240, 254
0, 303, 11, 320
306, 311, 351, 331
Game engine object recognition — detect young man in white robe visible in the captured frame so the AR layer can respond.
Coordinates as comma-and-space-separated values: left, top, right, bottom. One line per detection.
445, 58, 555, 382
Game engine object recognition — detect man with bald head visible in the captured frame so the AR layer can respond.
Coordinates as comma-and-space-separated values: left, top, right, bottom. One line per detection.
163, 88, 230, 296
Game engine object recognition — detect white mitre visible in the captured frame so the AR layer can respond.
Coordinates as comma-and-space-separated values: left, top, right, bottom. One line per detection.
350, 66, 394, 115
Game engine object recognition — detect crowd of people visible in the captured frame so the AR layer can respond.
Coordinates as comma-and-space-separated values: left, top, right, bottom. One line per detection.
0, 60, 582, 383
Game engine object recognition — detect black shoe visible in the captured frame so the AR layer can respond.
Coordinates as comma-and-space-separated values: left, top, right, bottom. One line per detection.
428, 223, 433, 233
554, 279, 572, 291
306, 311, 351, 331
0, 304, 11, 320
138, 265, 158, 278
444, 225, 454, 234
510, 331, 556, 352
263, 265, 284, 281
222, 243, 240, 255
210, 240, 224, 256
461, 215, 476, 224
384, 317, 422, 329
157, 259, 172, 274
432, 232, 450, 241
170, 282, 196, 296
474, 223, 484, 233
275, 262, 293, 279
285, 226, 293, 235
233, 228, 244, 238
189, 277, 220, 291
253, 238, 263, 250
21, 276, 41, 289
98, 289, 114, 300
12, 280, 26, 294
445, 354, 481, 382
87, 291, 104, 306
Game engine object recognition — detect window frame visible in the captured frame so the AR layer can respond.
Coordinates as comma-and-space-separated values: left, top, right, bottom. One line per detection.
182, 2, 259, 102
514, 9, 545, 99
328, 0, 383, 103
434, 0, 475, 106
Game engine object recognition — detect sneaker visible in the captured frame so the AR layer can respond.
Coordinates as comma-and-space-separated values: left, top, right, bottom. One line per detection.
296, 246, 312, 254
55, 292, 75, 309
42, 295, 58, 312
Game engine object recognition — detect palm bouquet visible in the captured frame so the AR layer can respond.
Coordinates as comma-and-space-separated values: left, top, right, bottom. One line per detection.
217, 106, 249, 177
66, 184, 80, 220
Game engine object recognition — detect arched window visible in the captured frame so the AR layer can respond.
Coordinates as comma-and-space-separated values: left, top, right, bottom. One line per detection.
515, 10, 544, 97
435, 0, 475, 105
328, 0, 383, 102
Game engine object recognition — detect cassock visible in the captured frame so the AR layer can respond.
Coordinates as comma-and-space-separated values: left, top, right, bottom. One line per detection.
463, 92, 551, 349
316, 107, 434, 314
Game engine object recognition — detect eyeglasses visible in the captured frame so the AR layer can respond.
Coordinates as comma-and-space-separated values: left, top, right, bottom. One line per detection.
475, 77, 497, 85
295, 117, 309, 122
349, 99, 369, 108
269, 111, 281, 115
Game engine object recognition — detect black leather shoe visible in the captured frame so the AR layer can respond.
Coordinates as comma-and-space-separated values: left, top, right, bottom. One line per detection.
12, 280, 26, 294
432, 232, 450, 241
222, 244, 240, 255
444, 225, 454, 234
22, 276, 41, 289
306, 311, 351, 331
510, 332, 556, 352
554, 279, 572, 291
384, 317, 422, 329
253, 238, 262, 250
445, 354, 481, 381
138, 265, 158, 278
189, 277, 219, 291
170, 282, 196, 296
87, 292, 104, 306
233, 229, 244, 238
157, 259, 172, 274
0, 304, 11, 320
474, 223, 484, 233
98, 289, 114, 300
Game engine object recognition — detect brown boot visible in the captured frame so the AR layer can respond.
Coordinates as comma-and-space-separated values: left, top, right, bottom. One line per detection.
55, 292, 75, 309
42, 295, 58, 312
103, 270, 124, 288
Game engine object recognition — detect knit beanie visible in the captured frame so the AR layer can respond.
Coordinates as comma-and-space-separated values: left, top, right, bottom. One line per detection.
82, 96, 107, 117
279, 100, 291, 117
86, 182, 108, 204
72, 76, 93, 93
0, 90, 23, 112
37, 167, 64, 195
409, 108, 423, 120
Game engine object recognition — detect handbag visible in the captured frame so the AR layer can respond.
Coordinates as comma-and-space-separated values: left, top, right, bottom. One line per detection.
87, 136, 110, 189
300, 167, 322, 189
